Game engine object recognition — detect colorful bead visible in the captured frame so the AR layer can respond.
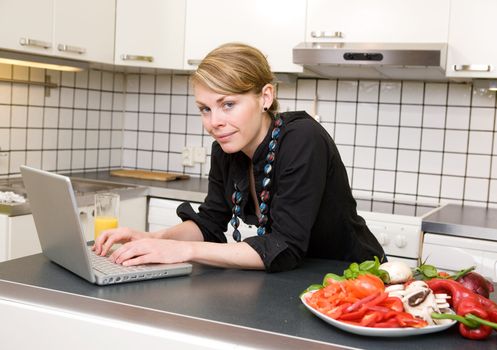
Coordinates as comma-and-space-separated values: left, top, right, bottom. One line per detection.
257, 226, 266, 236
258, 214, 268, 226
262, 177, 271, 188
264, 164, 272, 175
230, 114, 283, 241
231, 191, 242, 204
269, 140, 277, 151
260, 202, 268, 214
230, 216, 240, 228
271, 127, 281, 139
232, 204, 241, 215
233, 229, 241, 242
266, 152, 275, 163
260, 190, 270, 202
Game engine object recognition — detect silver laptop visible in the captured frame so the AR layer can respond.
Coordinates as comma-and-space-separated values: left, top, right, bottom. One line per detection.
20, 165, 192, 285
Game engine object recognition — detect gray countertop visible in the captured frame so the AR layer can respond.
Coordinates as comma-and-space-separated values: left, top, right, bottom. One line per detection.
70, 170, 209, 203
422, 203, 497, 241
0, 254, 495, 349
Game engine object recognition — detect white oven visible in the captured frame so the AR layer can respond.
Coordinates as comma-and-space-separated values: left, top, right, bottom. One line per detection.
421, 203, 497, 282
357, 197, 443, 268
422, 233, 497, 282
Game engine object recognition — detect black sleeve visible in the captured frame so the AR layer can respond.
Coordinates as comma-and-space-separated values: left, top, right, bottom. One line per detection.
177, 142, 230, 243
244, 121, 329, 272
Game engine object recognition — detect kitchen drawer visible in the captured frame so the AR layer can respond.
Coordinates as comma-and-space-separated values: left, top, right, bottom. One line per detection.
147, 198, 256, 241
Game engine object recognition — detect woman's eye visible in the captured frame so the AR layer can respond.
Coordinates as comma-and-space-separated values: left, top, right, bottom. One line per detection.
198, 106, 210, 114
223, 101, 235, 110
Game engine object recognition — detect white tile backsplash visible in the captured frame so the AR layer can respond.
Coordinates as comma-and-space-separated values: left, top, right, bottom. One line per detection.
471, 107, 495, 130
378, 104, 400, 126
296, 79, 316, 99
424, 83, 447, 105
448, 83, 471, 106
140, 75, 156, 94
466, 154, 491, 177
336, 102, 356, 123
337, 81, 358, 101
26, 129, 42, 150
355, 125, 376, 147
358, 81, 379, 102
401, 81, 424, 104
379, 81, 401, 103
422, 106, 446, 128
1, 63, 497, 207
375, 148, 397, 170
397, 150, 419, 172
468, 131, 492, 154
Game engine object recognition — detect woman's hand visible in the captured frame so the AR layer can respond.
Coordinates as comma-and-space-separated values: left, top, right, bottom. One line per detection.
92, 227, 152, 257
108, 239, 193, 266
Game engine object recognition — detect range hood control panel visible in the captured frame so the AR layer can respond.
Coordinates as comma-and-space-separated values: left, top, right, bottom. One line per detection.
343, 52, 383, 61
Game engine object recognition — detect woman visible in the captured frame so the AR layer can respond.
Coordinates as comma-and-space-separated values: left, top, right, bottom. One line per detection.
93, 43, 385, 272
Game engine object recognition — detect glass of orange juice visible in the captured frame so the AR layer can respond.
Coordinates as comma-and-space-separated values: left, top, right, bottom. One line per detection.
94, 192, 120, 240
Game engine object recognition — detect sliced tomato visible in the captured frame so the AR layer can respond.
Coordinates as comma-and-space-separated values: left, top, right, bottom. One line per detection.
344, 274, 385, 299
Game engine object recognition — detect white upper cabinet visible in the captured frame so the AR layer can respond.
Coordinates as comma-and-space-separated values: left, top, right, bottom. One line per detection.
53, 0, 115, 64
0, 0, 54, 55
446, 0, 497, 78
184, 0, 306, 72
0, 0, 115, 64
115, 0, 186, 69
306, 0, 450, 43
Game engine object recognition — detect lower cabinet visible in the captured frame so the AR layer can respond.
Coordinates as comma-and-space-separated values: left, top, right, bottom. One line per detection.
148, 198, 257, 242
0, 196, 147, 262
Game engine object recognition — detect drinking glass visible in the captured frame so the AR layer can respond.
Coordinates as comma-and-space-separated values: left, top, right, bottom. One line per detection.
94, 192, 119, 240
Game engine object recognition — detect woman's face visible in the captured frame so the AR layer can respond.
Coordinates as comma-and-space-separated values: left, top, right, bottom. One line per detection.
194, 83, 273, 158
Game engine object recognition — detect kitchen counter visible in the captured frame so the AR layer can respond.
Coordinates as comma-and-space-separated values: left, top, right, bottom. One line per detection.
0, 255, 495, 349
69, 170, 209, 203
422, 203, 497, 241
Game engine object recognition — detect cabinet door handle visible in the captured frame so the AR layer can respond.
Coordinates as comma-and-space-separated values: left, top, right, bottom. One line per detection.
187, 59, 202, 66
19, 37, 51, 49
121, 54, 154, 63
57, 44, 86, 54
310, 31, 344, 39
453, 64, 492, 72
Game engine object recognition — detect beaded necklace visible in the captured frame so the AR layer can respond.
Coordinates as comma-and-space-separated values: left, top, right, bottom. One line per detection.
230, 114, 284, 242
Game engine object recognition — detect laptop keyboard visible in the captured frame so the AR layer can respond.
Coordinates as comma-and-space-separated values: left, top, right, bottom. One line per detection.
87, 248, 151, 275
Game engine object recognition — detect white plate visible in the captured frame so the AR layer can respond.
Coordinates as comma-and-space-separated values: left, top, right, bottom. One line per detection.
301, 291, 456, 337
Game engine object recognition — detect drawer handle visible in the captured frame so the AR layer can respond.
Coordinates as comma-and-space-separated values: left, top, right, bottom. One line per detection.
19, 37, 51, 49
453, 64, 492, 72
57, 44, 86, 54
187, 59, 202, 66
121, 54, 154, 63
310, 31, 344, 39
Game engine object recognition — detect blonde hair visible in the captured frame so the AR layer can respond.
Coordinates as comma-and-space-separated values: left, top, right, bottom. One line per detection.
190, 42, 279, 115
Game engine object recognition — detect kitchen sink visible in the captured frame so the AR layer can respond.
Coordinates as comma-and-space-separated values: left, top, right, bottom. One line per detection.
0, 176, 147, 216
0, 177, 133, 197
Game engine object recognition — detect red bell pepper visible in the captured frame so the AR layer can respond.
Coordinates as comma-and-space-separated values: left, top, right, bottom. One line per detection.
427, 278, 497, 340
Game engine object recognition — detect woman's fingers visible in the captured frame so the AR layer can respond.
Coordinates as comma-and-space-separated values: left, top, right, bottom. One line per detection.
94, 228, 130, 256
110, 241, 145, 264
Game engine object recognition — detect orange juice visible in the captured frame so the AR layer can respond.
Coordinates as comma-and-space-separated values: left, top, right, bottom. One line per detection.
94, 216, 118, 239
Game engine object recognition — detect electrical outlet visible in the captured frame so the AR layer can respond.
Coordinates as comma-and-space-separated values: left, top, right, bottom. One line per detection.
193, 147, 206, 164
181, 146, 194, 167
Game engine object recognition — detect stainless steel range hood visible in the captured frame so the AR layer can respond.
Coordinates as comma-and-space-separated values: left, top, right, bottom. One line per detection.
293, 42, 447, 81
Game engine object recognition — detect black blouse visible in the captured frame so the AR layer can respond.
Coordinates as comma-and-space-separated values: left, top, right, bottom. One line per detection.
177, 111, 385, 272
